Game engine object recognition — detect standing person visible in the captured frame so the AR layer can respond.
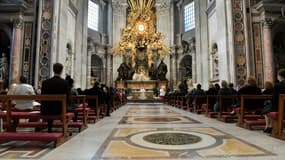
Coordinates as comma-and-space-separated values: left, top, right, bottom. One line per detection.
105, 86, 114, 116
179, 79, 188, 95
12, 76, 40, 111
40, 63, 70, 133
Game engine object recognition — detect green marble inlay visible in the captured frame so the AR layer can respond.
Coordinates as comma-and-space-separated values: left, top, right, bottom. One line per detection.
143, 133, 202, 145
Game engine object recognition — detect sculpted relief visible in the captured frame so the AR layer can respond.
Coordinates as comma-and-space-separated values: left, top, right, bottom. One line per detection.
210, 43, 219, 80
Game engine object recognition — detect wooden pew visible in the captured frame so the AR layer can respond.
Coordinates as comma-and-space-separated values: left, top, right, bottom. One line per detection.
0, 95, 70, 147
71, 95, 87, 128
84, 95, 99, 122
203, 95, 217, 117
269, 94, 285, 140
237, 95, 271, 128
185, 95, 193, 112
193, 95, 207, 113
218, 95, 238, 122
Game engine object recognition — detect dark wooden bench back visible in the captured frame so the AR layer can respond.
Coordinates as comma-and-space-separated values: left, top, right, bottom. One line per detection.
238, 95, 272, 127
0, 95, 68, 136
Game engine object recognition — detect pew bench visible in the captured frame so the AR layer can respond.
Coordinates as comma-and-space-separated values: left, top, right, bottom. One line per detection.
14, 121, 84, 132
268, 111, 285, 139
237, 95, 272, 128
0, 132, 63, 147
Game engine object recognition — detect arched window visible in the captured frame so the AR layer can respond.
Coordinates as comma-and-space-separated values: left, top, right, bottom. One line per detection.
88, 0, 99, 31
184, 1, 195, 32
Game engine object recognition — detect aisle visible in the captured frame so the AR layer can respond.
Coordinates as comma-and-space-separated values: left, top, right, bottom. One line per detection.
42, 103, 285, 160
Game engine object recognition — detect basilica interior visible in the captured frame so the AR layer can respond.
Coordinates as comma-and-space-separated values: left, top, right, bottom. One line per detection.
0, 0, 285, 159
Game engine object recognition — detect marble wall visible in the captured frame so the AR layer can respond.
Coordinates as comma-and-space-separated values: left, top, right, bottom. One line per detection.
50, 0, 88, 89
195, 0, 236, 89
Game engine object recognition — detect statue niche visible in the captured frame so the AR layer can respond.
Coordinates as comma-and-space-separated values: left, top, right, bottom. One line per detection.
210, 43, 219, 80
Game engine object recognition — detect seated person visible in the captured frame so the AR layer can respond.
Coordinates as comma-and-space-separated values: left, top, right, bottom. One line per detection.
231, 76, 261, 114
41, 63, 70, 133
213, 80, 233, 112
12, 76, 40, 111
264, 70, 285, 133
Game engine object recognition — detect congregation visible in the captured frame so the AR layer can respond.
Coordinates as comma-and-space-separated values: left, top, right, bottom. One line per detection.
166, 69, 285, 134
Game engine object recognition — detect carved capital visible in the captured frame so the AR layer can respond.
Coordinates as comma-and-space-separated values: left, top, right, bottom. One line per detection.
13, 14, 24, 29
156, 2, 170, 14
112, 1, 127, 15
262, 18, 273, 28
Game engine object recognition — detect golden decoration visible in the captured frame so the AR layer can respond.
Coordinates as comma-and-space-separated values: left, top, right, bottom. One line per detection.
111, 0, 171, 68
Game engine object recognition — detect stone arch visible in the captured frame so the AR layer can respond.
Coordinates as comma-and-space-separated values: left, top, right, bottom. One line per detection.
0, 24, 12, 41
178, 55, 192, 81
91, 54, 103, 83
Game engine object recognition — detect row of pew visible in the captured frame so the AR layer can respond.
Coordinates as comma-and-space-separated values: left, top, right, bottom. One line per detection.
0, 94, 127, 147
164, 94, 285, 140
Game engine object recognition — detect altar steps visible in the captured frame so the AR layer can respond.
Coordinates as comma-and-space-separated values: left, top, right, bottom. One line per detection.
127, 99, 163, 104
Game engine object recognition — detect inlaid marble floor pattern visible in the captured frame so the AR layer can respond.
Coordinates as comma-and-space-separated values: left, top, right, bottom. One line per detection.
41, 103, 285, 160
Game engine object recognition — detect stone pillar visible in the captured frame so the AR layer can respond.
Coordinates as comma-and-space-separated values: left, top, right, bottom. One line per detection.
169, 54, 173, 89
262, 19, 274, 83
11, 15, 23, 82
176, 0, 183, 46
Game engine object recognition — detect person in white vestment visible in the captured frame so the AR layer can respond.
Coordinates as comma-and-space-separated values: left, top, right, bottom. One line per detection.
159, 87, 165, 99
12, 76, 40, 110
139, 87, 146, 100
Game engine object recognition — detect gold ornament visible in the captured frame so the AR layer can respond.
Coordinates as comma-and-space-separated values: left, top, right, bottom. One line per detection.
112, 0, 170, 68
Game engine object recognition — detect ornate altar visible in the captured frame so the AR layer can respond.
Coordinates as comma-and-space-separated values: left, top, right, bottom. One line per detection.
113, 0, 170, 99
115, 80, 168, 100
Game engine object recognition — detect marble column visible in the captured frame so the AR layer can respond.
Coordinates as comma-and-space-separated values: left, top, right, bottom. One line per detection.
169, 54, 173, 89
263, 19, 274, 83
11, 15, 23, 82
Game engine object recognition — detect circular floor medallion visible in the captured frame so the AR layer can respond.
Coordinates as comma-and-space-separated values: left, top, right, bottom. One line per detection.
143, 133, 201, 145
130, 131, 216, 150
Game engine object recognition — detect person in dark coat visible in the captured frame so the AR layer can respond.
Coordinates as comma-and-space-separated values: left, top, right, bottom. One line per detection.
191, 84, 205, 103
229, 83, 237, 95
264, 69, 285, 133
237, 76, 262, 110
214, 80, 233, 112
262, 81, 274, 95
41, 63, 70, 133
262, 81, 274, 133
206, 83, 218, 95
84, 82, 102, 107
179, 79, 188, 96
206, 83, 218, 109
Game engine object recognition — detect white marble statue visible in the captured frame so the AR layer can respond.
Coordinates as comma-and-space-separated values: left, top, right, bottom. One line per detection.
0, 53, 8, 80
132, 68, 150, 81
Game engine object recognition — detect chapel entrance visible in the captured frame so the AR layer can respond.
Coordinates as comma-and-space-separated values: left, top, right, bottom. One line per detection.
91, 55, 103, 84
273, 31, 285, 81
0, 25, 12, 89
179, 55, 192, 81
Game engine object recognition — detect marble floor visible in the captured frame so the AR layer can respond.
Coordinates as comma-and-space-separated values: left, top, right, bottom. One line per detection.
32, 103, 285, 160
